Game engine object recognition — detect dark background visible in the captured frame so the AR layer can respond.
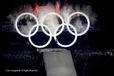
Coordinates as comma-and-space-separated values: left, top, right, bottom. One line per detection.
0, 0, 114, 76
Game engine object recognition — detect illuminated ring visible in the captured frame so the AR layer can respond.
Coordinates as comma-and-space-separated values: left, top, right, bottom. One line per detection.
54, 24, 78, 47
41, 12, 64, 37
15, 12, 39, 37
67, 12, 90, 36
28, 24, 52, 48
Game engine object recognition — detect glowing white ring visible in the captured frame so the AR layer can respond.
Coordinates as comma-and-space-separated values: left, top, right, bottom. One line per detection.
28, 24, 52, 48
15, 12, 39, 37
54, 24, 78, 47
41, 12, 64, 37
67, 12, 90, 36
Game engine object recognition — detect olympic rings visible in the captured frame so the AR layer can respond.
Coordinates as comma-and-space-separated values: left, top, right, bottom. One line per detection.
28, 24, 52, 48
54, 23, 78, 47
41, 12, 64, 37
15, 12, 90, 48
15, 12, 39, 37
67, 12, 90, 36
